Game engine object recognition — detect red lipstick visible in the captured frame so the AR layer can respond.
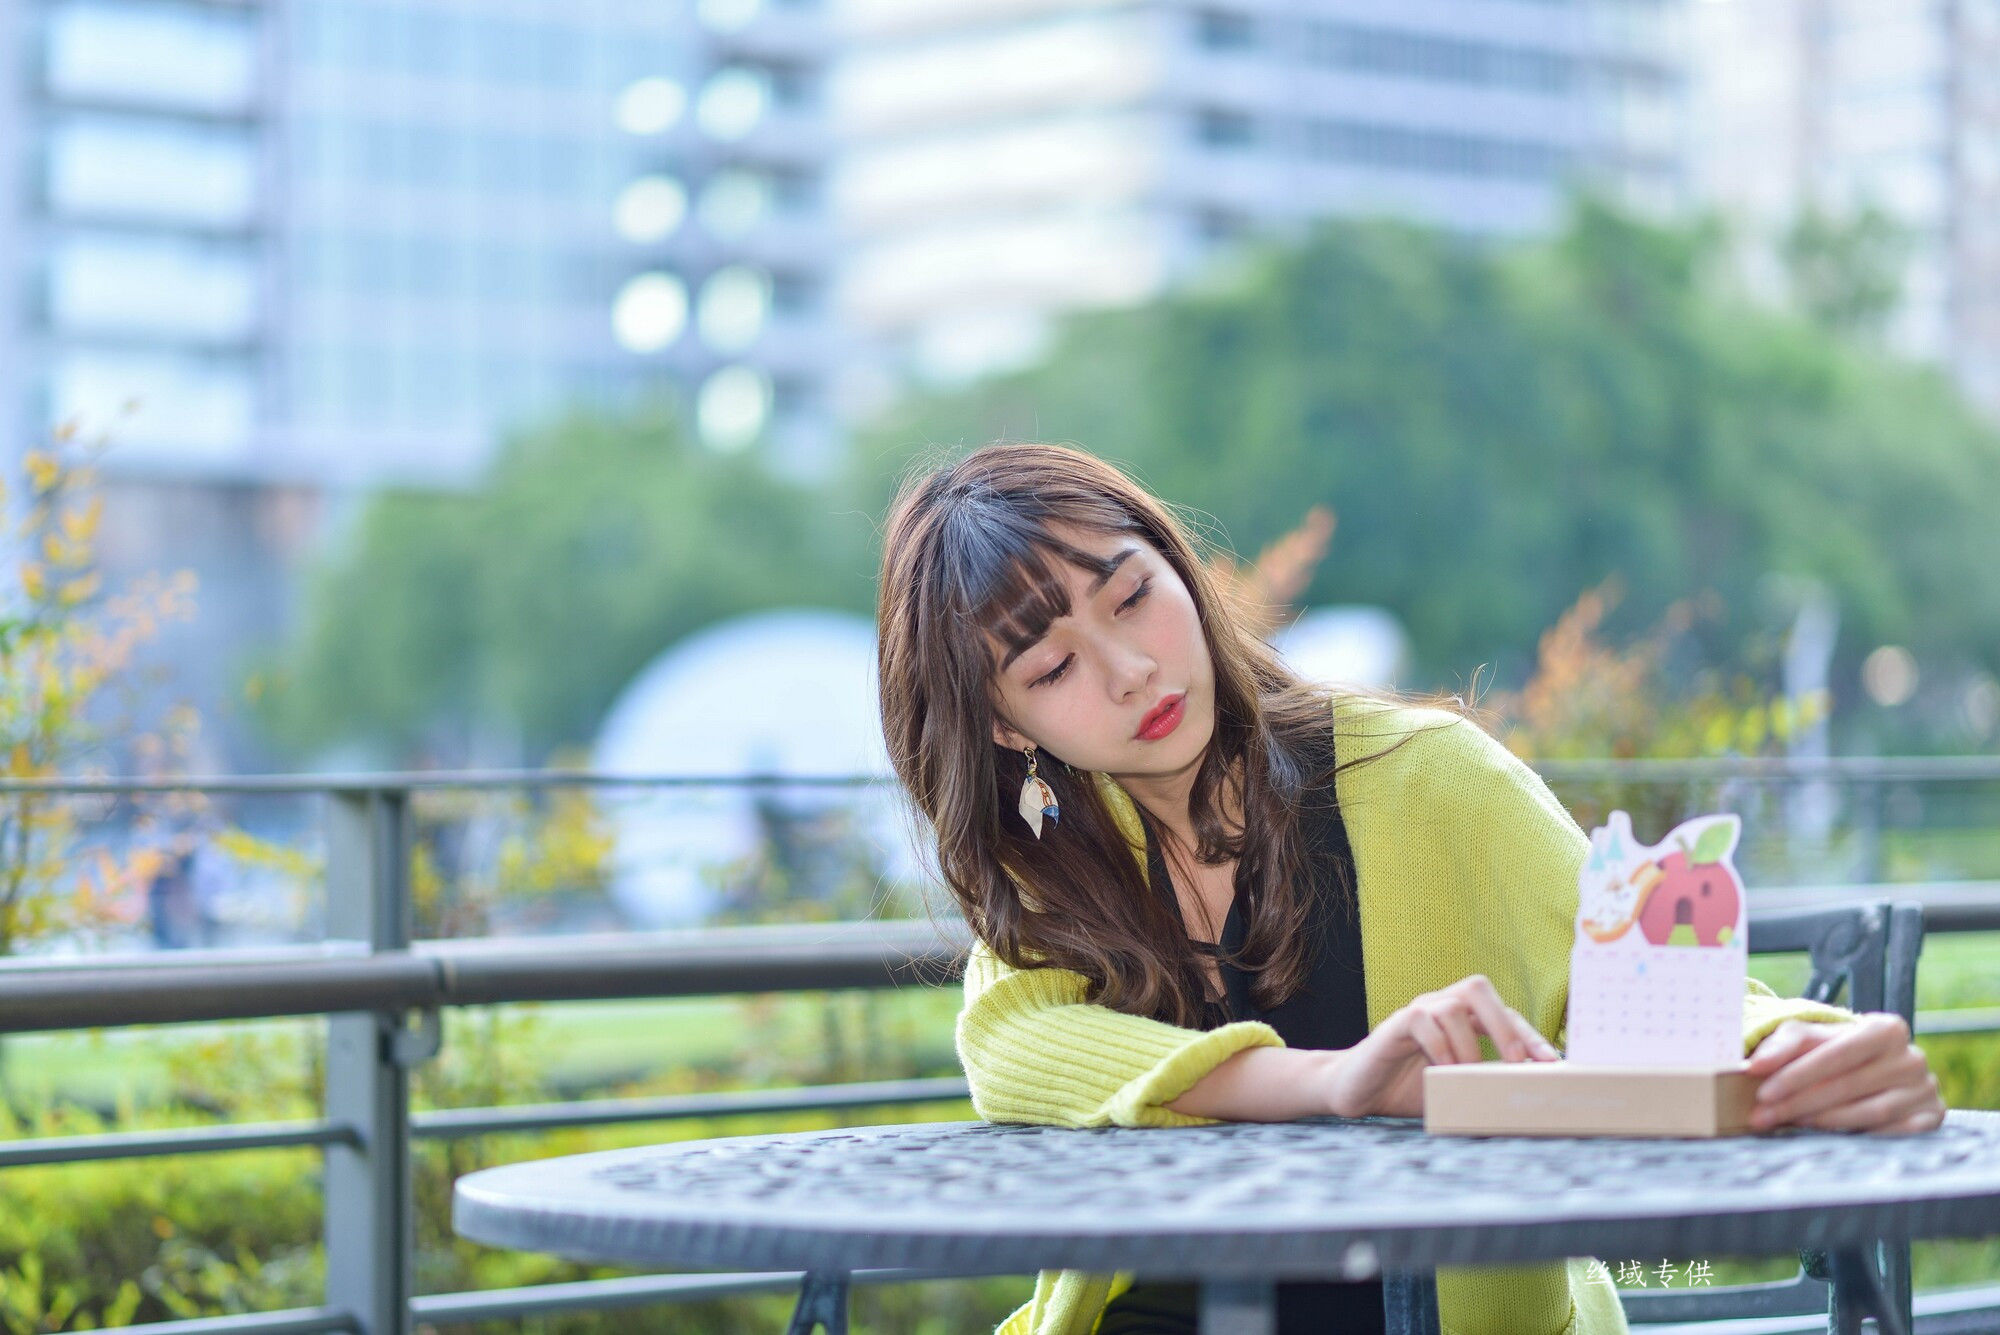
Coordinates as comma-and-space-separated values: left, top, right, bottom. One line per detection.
1135, 693, 1186, 741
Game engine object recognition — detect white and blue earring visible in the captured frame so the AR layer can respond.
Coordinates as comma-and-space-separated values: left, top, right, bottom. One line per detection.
1017, 744, 1061, 839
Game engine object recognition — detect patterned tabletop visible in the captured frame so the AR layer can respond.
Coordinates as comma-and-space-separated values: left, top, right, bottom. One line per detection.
454, 1111, 2000, 1280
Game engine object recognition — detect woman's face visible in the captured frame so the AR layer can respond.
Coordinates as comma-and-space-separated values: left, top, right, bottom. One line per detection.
986, 523, 1216, 782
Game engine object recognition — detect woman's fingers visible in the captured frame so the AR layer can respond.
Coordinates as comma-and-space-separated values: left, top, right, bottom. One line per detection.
1384, 971, 1568, 1119
1795, 1080, 1936, 1132
1797, 1061, 1944, 1133
1408, 976, 1549, 1065
1758, 1045, 1926, 1127
1882, 1103, 1948, 1136
1455, 976, 1558, 1062
1754, 1015, 1906, 1105
1431, 1000, 1487, 1064
1352, 979, 1561, 1119
1495, 1004, 1560, 1061
1408, 1008, 1465, 1066
1747, 1013, 1946, 1135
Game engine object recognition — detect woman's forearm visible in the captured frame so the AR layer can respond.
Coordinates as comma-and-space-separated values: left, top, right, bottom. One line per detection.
1164, 1045, 1340, 1121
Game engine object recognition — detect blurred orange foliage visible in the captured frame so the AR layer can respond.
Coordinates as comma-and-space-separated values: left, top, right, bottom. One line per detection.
1208, 504, 1337, 641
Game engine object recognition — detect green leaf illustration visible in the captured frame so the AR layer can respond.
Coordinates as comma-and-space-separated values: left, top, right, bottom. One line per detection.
1690, 819, 1736, 865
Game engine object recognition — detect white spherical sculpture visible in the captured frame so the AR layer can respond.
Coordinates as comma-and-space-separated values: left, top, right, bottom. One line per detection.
591, 609, 929, 927
1270, 605, 1409, 690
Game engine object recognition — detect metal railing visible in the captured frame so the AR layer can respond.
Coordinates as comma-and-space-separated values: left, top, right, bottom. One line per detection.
0, 765, 1995, 1335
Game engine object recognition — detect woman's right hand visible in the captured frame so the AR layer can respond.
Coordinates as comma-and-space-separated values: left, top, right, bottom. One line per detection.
1318, 974, 1560, 1118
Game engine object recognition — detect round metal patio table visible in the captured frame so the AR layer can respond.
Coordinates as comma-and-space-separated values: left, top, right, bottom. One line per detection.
455, 1110, 2000, 1335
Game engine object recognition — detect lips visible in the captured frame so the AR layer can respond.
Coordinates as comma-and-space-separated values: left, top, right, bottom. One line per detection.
1135, 693, 1186, 741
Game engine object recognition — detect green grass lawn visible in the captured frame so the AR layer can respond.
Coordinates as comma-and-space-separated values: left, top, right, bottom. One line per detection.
1749, 930, 2000, 1012
0, 985, 970, 1114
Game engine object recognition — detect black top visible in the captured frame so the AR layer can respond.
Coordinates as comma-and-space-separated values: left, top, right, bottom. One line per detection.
1096, 757, 1385, 1335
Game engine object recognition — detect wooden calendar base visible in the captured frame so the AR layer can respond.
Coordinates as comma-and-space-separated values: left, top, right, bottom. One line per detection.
1423, 1062, 1765, 1138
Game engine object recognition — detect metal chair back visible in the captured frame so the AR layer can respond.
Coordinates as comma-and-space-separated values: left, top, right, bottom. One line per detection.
1618, 899, 1923, 1331
1393, 899, 1922, 1335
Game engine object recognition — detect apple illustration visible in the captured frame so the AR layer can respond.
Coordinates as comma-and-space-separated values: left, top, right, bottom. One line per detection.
1636, 818, 1743, 947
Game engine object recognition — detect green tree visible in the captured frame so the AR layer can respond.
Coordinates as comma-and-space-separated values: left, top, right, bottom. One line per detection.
852, 197, 2000, 710
1781, 203, 1910, 340
257, 407, 874, 762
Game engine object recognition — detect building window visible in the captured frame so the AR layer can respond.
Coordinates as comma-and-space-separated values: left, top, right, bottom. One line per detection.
1195, 108, 1254, 149
697, 363, 771, 452
1195, 9, 1255, 50
612, 271, 689, 352
766, 61, 816, 109
1302, 23, 1577, 95
769, 165, 819, 211
614, 175, 689, 243
46, 115, 256, 226
45, 0, 258, 114
769, 270, 817, 315
1303, 118, 1568, 179
1596, 57, 1681, 99
49, 232, 258, 341
52, 348, 255, 459
1198, 207, 1250, 242
696, 264, 771, 352
616, 77, 689, 136
697, 67, 771, 140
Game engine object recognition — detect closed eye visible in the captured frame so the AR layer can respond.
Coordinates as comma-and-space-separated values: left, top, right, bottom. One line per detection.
1030, 579, 1151, 689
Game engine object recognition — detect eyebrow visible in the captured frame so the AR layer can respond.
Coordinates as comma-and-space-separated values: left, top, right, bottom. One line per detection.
998, 545, 1141, 673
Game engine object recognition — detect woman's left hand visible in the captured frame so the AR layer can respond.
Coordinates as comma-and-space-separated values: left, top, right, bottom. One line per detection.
1745, 1013, 1945, 1135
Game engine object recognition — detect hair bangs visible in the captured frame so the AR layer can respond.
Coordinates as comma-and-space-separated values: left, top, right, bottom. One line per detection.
937, 503, 1132, 677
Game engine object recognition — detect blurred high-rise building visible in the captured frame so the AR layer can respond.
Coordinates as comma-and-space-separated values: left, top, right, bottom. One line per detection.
827, 0, 1691, 390
0, 0, 837, 765
1689, 0, 2000, 417
9, 0, 838, 487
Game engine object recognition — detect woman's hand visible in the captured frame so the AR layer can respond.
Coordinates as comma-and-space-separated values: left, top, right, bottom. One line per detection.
1745, 1014, 1945, 1135
1319, 974, 1559, 1119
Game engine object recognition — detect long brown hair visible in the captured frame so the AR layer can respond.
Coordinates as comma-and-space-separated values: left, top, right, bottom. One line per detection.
877, 442, 1425, 1026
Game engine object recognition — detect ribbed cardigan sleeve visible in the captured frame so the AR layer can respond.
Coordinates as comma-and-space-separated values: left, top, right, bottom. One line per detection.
955, 940, 1285, 1128
1742, 975, 1858, 1052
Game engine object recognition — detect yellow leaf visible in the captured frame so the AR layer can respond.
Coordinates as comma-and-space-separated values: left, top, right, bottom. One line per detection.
23, 451, 59, 493
58, 573, 100, 606
62, 497, 101, 544
20, 562, 44, 601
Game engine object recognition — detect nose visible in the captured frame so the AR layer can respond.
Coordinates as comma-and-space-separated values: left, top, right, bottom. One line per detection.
1104, 636, 1155, 703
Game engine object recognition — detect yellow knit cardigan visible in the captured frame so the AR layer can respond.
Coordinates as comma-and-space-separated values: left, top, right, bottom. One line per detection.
954, 700, 1859, 1335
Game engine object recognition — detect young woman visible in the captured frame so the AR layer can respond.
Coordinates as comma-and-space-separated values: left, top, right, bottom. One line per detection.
874, 443, 1945, 1335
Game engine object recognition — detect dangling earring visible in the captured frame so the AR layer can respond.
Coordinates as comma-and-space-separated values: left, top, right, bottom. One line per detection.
1016, 744, 1061, 839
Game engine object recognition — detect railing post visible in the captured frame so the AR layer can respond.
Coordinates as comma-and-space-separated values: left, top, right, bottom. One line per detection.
324, 789, 415, 1335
